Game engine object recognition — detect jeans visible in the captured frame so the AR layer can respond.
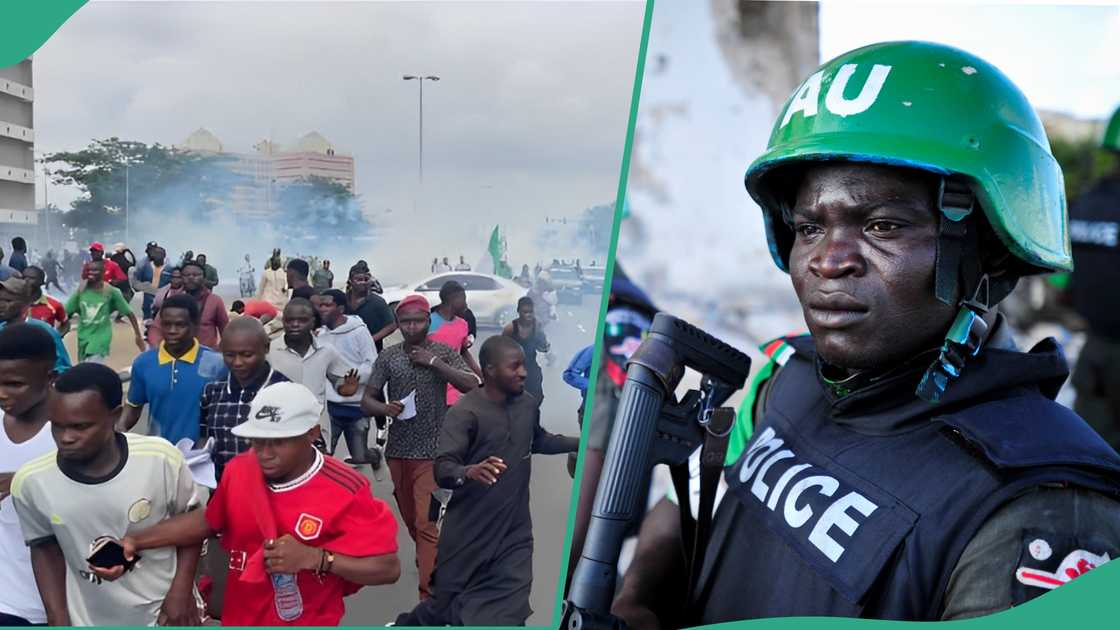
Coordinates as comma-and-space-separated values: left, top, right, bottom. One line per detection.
328, 412, 370, 462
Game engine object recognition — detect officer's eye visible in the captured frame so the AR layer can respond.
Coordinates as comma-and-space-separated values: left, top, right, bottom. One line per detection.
866, 220, 901, 234
794, 223, 822, 238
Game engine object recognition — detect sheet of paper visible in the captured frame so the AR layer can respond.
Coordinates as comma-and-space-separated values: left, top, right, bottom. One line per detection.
398, 390, 418, 420
176, 437, 218, 489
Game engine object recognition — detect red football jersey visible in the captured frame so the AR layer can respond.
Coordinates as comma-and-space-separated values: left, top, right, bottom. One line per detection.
28, 295, 66, 328
205, 451, 398, 626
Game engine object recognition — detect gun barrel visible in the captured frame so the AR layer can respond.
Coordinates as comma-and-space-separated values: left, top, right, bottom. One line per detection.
568, 363, 666, 613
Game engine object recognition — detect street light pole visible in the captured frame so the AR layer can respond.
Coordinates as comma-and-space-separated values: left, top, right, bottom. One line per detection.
125, 161, 130, 245
41, 165, 50, 253
402, 74, 440, 187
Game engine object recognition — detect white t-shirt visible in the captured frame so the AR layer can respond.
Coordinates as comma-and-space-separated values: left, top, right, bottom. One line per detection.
268, 337, 352, 405
0, 414, 56, 623
11, 433, 201, 627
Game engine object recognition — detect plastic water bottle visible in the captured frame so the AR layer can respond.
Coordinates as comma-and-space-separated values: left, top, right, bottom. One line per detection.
271, 573, 304, 621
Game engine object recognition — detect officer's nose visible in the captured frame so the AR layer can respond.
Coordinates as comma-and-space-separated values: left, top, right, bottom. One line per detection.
808, 228, 865, 279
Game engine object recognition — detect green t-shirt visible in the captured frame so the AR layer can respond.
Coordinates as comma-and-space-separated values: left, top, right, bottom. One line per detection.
65, 285, 132, 359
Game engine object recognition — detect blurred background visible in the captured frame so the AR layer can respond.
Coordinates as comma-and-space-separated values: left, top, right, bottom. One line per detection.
618, 0, 1120, 408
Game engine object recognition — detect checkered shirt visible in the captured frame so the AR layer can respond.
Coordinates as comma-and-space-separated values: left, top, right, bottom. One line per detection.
200, 364, 290, 479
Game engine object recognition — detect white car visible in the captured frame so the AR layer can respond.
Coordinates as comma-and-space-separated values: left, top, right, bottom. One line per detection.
380, 272, 529, 328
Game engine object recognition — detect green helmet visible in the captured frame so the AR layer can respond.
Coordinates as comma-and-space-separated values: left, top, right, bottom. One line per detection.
1104, 105, 1120, 152
745, 41, 1070, 276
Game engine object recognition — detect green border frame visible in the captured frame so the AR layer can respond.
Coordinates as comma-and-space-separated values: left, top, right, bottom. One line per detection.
0, 1, 86, 67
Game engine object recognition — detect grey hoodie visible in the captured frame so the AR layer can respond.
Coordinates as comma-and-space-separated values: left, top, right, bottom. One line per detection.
317, 315, 377, 406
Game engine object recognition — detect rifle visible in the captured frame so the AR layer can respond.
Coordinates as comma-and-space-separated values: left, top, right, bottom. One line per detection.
563, 313, 751, 629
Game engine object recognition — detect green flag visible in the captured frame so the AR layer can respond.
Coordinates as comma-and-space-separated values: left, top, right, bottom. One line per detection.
485, 225, 513, 278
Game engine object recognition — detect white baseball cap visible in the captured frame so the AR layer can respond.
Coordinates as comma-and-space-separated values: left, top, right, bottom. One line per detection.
232, 382, 323, 439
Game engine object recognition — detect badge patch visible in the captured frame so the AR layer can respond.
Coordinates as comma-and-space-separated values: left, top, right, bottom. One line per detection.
228, 550, 247, 572
295, 513, 323, 541
1016, 549, 1110, 590
1028, 538, 1052, 561
127, 498, 152, 523
1013, 529, 1114, 603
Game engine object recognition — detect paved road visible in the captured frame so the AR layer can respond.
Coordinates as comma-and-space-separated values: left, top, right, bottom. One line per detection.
67, 286, 599, 626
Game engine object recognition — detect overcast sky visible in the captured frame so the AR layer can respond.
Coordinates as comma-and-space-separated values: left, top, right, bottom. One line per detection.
31, 0, 643, 277
820, 1, 1119, 119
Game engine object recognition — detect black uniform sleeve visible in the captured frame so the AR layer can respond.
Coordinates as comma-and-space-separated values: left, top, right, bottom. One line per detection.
941, 486, 1120, 620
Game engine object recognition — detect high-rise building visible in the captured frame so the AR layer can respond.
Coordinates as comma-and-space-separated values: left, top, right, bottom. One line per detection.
179, 128, 355, 220
0, 58, 36, 244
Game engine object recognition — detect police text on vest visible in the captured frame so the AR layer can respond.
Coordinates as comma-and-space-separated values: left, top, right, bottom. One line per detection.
739, 427, 879, 562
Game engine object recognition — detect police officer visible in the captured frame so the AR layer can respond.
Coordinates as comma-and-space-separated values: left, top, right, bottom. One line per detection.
1069, 106, 1120, 451
610, 42, 1120, 626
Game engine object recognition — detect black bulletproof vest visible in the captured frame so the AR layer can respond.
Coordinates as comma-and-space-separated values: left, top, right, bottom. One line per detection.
689, 339, 1120, 622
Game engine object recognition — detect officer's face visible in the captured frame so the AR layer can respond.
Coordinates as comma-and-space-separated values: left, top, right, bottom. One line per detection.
788, 163, 957, 370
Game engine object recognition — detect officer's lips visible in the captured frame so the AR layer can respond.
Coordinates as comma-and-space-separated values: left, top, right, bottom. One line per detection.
805, 293, 869, 329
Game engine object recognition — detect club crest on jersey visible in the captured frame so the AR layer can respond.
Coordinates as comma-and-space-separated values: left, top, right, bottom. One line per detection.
295, 513, 323, 541
128, 498, 152, 523
781, 63, 893, 128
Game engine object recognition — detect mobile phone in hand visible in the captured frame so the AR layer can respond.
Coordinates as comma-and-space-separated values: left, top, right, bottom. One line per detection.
87, 537, 140, 571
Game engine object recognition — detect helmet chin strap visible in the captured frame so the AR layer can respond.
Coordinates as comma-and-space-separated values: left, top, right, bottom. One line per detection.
916, 276, 992, 403
917, 177, 993, 403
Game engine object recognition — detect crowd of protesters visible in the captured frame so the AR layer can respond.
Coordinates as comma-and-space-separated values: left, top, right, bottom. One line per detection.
0, 234, 578, 627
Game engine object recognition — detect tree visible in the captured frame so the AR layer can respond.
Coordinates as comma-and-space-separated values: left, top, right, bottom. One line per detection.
42, 137, 245, 237
273, 175, 368, 244
576, 202, 615, 254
